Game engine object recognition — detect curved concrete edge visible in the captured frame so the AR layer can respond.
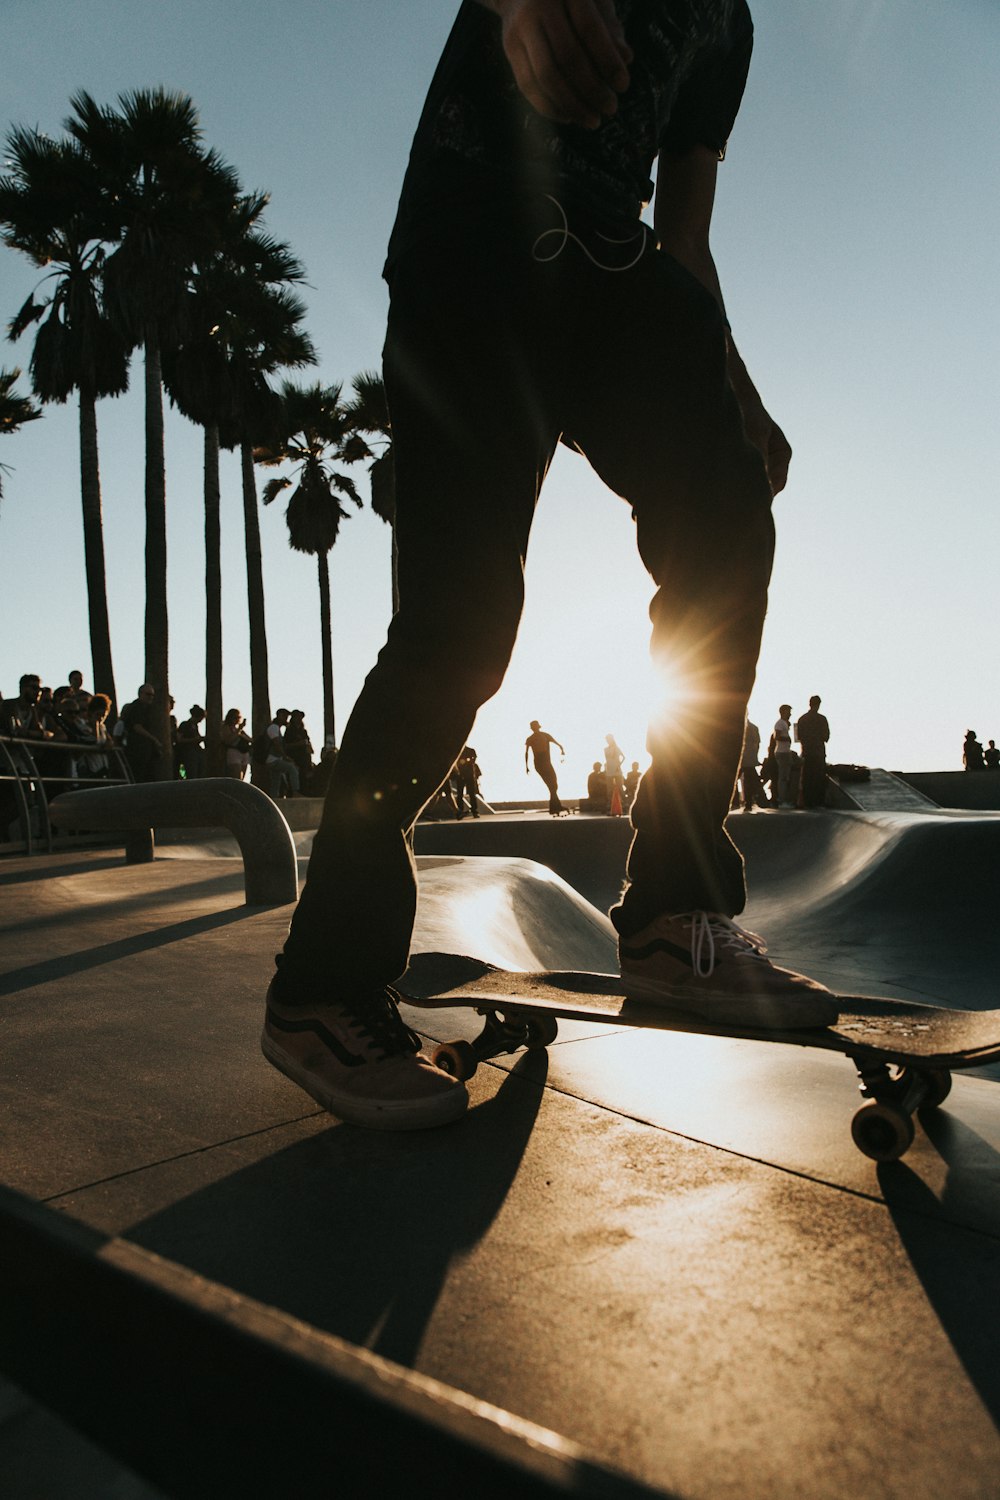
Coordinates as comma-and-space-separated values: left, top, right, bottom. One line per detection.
0, 1186, 666, 1500
48, 779, 298, 907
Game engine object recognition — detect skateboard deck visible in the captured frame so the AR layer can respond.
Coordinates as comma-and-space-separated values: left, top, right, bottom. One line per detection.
398, 952, 1000, 1162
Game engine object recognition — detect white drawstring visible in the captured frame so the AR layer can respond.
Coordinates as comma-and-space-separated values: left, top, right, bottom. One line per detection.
532, 194, 647, 273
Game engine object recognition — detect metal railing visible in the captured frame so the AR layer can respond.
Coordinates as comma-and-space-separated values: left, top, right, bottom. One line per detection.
0, 733, 134, 856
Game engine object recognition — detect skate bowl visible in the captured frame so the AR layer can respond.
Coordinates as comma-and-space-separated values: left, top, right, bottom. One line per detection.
142, 803, 1000, 1012
413, 809, 1000, 1012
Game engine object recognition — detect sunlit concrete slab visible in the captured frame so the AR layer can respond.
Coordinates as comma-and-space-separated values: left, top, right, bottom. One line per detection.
42, 1059, 1000, 1500
3, 833, 1000, 1496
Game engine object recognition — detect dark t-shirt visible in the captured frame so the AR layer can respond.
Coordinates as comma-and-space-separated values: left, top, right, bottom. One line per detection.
388, 0, 752, 264
121, 699, 157, 763
526, 730, 558, 764
796, 711, 830, 757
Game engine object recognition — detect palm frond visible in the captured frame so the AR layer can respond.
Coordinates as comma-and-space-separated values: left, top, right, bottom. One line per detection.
0, 366, 42, 431
8, 291, 48, 341
261, 474, 292, 506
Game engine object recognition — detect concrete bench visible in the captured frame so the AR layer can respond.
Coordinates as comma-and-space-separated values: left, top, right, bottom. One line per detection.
49, 778, 299, 906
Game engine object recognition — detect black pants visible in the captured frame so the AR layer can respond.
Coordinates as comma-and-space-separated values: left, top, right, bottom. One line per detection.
277, 201, 775, 993
533, 758, 563, 814
801, 753, 827, 808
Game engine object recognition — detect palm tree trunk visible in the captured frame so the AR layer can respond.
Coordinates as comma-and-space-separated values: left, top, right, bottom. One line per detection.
241, 439, 271, 752
144, 330, 172, 779
204, 422, 224, 774
78, 383, 119, 716
390, 528, 400, 617
318, 552, 335, 745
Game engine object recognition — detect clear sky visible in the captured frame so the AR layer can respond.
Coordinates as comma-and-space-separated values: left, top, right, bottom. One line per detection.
2, 0, 998, 801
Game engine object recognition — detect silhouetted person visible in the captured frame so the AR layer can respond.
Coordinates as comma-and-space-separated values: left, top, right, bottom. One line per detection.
583, 761, 609, 813
525, 720, 565, 815
795, 695, 830, 808
310, 739, 339, 798
121, 685, 163, 784
176, 705, 206, 779
963, 730, 985, 771
0, 674, 50, 741
284, 710, 315, 787
738, 720, 765, 811
625, 760, 641, 808
603, 734, 626, 810
455, 744, 482, 818
264, 709, 301, 798
221, 709, 251, 780
985, 740, 1000, 771
263, 0, 837, 1135
773, 704, 799, 808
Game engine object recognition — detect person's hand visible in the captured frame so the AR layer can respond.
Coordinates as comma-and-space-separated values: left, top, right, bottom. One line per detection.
495, 0, 632, 129
727, 354, 792, 496
741, 399, 791, 496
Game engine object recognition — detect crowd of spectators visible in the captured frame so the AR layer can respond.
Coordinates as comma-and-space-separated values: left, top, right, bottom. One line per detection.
0, 671, 116, 775
0, 670, 338, 803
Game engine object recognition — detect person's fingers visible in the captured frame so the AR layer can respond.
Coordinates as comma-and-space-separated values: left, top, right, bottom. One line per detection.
510, 23, 607, 126
766, 428, 791, 495
505, 0, 632, 128
568, 0, 632, 89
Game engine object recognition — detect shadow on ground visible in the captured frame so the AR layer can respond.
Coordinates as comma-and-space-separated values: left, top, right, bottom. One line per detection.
124, 1052, 547, 1368
879, 1114, 1000, 1427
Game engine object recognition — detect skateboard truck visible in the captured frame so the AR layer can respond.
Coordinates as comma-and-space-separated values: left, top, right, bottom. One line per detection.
433, 1006, 559, 1082
850, 1056, 953, 1161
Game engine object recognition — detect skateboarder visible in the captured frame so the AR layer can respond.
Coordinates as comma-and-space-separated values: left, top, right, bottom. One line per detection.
525, 720, 566, 815
262, 0, 838, 1132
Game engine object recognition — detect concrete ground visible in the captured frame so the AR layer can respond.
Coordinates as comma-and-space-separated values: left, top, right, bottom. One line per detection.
3, 808, 1000, 1496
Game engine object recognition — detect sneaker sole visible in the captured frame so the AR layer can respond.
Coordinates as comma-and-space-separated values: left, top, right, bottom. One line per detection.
261, 1029, 468, 1131
620, 974, 838, 1030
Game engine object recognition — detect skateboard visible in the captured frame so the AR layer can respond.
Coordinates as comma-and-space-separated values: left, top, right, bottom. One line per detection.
398, 953, 1000, 1162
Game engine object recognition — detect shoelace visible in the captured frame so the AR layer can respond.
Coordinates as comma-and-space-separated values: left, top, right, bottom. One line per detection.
348, 986, 421, 1060
688, 912, 769, 979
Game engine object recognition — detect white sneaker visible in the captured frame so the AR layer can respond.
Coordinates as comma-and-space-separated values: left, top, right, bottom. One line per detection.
619, 911, 838, 1029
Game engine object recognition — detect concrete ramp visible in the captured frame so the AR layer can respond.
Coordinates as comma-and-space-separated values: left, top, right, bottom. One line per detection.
736, 810, 1000, 1008
417, 809, 1000, 1016
412, 855, 617, 972
830, 767, 938, 813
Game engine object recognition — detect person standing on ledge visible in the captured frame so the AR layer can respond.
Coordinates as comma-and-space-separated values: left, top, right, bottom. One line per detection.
795, 695, 830, 808
525, 719, 566, 815
262, 0, 838, 1133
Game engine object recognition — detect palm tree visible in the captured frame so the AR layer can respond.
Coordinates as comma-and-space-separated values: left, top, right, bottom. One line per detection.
257, 382, 366, 745
163, 201, 316, 765
0, 366, 41, 500
66, 88, 242, 776
0, 128, 131, 711
346, 369, 398, 612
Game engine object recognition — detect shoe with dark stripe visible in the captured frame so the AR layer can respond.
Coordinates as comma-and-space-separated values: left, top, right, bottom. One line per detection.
619, 911, 838, 1029
262, 982, 468, 1130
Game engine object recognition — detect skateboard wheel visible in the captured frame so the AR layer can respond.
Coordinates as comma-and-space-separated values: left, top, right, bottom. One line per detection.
524, 1014, 559, 1049
433, 1040, 478, 1082
916, 1068, 952, 1109
851, 1102, 915, 1162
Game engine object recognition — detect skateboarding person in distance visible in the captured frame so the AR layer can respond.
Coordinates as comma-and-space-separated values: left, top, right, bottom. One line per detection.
525, 719, 566, 815
262, 0, 838, 1134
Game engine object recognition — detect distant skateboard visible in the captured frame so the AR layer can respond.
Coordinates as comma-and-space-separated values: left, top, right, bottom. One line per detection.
398, 954, 1000, 1162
